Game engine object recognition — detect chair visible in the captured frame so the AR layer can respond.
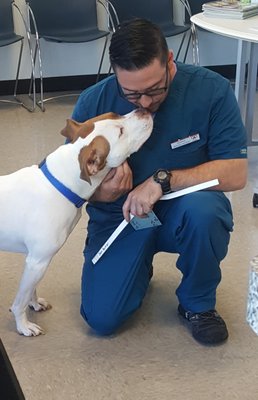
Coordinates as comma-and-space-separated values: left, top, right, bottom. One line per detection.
107, 0, 199, 65
186, 0, 217, 62
0, 0, 35, 111
0, 339, 25, 400
25, 0, 114, 111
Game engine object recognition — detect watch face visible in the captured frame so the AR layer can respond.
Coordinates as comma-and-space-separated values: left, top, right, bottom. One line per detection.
153, 169, 171, 194
157, 170, 167, 181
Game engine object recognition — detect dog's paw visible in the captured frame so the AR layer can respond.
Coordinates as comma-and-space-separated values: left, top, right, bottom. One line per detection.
29, 297, 52, 312
18, 322, 45, 337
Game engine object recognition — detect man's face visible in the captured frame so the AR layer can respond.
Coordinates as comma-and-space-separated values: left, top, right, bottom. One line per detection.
115, 53, 175, 113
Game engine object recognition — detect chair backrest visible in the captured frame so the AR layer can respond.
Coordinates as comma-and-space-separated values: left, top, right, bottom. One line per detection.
0, 0, 15, 37
109, 0, 174, 29
27, 0, 99, 35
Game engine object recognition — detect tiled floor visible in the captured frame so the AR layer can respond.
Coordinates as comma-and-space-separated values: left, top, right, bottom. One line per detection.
0, 91, 258, 400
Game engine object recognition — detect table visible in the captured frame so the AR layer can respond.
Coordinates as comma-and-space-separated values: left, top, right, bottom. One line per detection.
191, 13, 258, 146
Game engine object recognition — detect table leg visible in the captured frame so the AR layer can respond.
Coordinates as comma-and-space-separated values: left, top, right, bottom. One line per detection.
245, 42, 258, 146
235, 39, 248, 117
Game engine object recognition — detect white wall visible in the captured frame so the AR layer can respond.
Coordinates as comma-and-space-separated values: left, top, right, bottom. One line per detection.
0, 0, 240, 82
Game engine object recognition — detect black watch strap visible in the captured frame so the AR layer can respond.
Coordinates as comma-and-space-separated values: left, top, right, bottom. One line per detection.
153, 169, 172, 195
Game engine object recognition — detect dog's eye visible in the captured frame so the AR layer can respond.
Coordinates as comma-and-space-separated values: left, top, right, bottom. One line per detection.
119, 127, 124, 137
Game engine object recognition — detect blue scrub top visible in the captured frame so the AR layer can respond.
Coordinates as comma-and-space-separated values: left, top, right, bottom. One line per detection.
72, 62, 247, 188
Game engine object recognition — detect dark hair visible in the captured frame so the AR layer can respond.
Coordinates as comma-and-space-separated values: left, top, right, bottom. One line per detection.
109, 18, 168, 71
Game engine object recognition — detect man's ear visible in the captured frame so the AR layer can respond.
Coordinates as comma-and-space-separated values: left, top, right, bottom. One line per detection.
168, 50, 174, 63
78, 136, 110, 184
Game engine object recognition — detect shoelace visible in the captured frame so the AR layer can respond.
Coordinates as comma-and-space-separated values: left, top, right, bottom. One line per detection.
186, 310, 220, 322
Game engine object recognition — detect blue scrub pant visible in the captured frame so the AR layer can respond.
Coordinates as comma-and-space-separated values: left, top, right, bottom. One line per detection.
80, 191, 233, 335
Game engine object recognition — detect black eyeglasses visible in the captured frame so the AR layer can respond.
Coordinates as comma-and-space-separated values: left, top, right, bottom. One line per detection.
116, 64, 169, 101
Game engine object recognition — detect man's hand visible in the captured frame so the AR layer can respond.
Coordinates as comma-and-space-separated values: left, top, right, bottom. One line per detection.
122, 177, 163, 222
89, 161, 133, 202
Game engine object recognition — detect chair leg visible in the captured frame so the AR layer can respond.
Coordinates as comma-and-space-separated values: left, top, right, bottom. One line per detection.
175, 32, 187, 61
11, 2, 36, 112
0, 40, 24, 108
191, 24, 200, 65
27, 36, 81, 109
96, 36, 109, 83
37, 38, 45, 111
24, 28, 37, 112
183, 32, 191, 63
28, 45, 37, 105
30, 37, 45, 111
176, 28, 200, 66
13, 39, 23, 99
0, 39, 36, 113
29, 44, 37, 112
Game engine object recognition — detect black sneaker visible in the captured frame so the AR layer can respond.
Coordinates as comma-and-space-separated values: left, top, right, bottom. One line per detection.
178, 304, 228, 345
253, 193, 258, 208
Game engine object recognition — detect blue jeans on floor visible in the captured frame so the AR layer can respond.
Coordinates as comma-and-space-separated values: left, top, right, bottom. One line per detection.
80, 191, 233, 335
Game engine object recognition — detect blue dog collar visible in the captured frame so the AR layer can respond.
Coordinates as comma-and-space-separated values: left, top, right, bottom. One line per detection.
39, 159, 86, 208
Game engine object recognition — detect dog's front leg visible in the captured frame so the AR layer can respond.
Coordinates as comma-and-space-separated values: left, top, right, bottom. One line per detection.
11, 255, 52, 337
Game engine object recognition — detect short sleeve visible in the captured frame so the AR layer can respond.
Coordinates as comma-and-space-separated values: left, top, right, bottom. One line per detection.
208, 80, 247, 160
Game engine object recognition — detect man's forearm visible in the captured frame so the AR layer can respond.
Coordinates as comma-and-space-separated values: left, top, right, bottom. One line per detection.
170, 159, 247, 192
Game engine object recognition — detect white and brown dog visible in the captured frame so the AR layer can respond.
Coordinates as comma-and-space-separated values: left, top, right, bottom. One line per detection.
0, 109, 153, 336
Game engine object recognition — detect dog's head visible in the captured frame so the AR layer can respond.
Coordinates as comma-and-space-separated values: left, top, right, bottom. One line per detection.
61, 109, 153, 184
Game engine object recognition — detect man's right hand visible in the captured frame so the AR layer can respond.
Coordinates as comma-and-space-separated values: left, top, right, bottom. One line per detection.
89, 161, 133, 202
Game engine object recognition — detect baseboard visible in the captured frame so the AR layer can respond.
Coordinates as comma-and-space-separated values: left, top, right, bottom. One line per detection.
205, 64, 237, 81
0, 65, 237, 96
0, 74, 108, 96
0, 339, 25, 400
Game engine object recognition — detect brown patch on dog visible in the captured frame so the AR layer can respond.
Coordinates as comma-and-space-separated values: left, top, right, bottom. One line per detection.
61, 112, 120, 143
78, 136, 110, 184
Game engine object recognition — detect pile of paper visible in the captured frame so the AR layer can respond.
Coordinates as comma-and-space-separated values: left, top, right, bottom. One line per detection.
202, 1, 258, 19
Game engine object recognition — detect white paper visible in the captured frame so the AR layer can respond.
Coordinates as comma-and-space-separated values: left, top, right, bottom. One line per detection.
161, 179, 219, 200
92, 179, 219, 264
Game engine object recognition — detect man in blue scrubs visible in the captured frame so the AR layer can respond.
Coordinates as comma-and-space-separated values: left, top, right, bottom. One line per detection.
72, 19, 247, 345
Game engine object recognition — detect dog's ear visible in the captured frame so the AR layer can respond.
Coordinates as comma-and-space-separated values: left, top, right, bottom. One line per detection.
78, 136, 110, 184
60, 119, 95, 143
61, 113, 120, 143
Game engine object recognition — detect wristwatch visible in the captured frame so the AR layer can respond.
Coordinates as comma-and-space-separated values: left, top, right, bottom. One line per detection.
153, 169, 172, 195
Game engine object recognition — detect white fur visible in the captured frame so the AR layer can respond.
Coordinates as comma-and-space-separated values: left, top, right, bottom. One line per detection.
0, 109, 153, 336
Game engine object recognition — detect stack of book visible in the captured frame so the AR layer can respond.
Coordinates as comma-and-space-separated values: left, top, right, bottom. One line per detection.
202, 1, 258, 19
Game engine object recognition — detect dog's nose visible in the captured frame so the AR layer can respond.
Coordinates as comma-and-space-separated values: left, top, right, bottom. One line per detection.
134, 108, 152, 118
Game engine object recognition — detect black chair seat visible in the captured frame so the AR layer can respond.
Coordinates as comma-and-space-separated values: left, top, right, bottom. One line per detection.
40, 28, 110, 43
160, 22, 191, 38
0, 33, 23, 47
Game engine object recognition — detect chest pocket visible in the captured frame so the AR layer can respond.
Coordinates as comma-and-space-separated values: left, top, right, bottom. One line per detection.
169, 131, 208, 167
152, 122, 208, 169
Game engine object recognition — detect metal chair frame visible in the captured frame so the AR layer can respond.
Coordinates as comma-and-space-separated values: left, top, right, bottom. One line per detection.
107, 0, 199, 65
25, 0, 115, 111
0, 0, 36, 111
179, 0, 200, 65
